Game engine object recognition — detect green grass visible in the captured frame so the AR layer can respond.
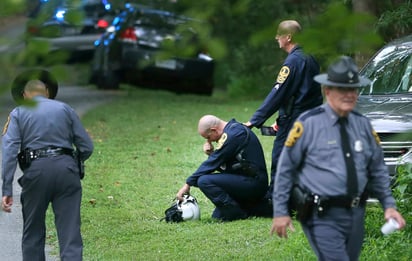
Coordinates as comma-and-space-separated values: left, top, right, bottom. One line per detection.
46, 85, 411, 260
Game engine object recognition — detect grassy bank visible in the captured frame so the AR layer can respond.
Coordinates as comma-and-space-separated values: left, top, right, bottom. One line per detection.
46, 86, 411, 260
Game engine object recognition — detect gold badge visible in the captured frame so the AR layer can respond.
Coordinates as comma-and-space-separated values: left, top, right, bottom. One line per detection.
216, 133, 228, 150
276, 66, 290, 84
372, 129, 381, 145
285, 121, 304, 147
2, 115, 10, 136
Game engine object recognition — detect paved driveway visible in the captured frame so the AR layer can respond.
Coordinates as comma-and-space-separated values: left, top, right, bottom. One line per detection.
0, 85, 125, 260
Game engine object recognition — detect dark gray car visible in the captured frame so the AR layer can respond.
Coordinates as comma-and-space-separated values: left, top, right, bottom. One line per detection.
25, 0, 115, 61
89, 4, 214, 95
357, 34, 412, 179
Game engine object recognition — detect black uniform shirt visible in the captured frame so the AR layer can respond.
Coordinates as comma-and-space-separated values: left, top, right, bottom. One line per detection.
186, 119, 268, 187
250, 46, 323, 127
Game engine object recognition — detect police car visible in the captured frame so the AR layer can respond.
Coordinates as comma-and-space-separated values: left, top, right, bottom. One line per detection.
25, 0, 115, 61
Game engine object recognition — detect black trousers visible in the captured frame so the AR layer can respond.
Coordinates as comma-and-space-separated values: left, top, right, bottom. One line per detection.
197, 173, 267, 221
18, 155, 83, 261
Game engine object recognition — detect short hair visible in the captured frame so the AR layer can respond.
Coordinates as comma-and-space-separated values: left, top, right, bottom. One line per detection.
24, 79, 47, 93
277, 20, 302, 36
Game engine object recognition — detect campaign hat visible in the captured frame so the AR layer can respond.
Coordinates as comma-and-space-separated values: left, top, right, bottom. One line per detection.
314, 56, 371, 88
11, 69, 58, 104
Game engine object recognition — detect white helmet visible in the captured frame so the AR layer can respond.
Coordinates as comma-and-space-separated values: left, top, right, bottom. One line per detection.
179, 194, 200, 221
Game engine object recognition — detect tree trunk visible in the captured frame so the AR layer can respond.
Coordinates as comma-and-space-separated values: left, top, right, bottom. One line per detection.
352, 0, 378, 66
352, 0, 377, 15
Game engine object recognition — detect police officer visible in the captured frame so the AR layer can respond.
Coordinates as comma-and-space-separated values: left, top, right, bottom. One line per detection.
1, 69, 94, 260
244, 20, 323, 199
176, 115, 268, 221
270, 56, 406, 260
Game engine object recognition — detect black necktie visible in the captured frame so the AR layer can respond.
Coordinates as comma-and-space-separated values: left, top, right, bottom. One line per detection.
338, 117, 358, 197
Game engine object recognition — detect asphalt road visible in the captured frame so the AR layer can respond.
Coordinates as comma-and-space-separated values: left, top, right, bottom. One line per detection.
0, 16, 125, 260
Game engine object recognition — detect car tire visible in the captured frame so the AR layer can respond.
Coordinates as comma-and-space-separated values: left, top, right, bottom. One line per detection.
95, 70, 120, 90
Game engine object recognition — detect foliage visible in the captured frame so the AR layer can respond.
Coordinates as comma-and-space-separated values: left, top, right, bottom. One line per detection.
376, 1, 412, 41
297, 2, 382, 69
3, 0, 403, 99
159, 0, 383, 97
0, 0, 24, 17
393, 164, 412, 215
39, 86, 412, 260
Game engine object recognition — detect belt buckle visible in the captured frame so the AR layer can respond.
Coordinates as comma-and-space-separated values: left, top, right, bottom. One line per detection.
350, 197, 360, 208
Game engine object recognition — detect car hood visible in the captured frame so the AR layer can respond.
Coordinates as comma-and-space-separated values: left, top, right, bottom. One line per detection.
356, 94, 412, 133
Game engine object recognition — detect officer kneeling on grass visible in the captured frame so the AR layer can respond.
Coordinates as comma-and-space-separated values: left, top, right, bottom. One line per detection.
176, 115, 272, 221
270, 56, 406, 260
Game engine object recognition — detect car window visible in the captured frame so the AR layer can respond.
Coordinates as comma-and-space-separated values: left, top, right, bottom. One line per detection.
134, 10, 188, 29
360, 46, 412, 95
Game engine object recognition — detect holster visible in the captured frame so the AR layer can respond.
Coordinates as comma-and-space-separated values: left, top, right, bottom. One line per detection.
17, 148, 33, 171
288, 185, 314, 222
232, 151, 258, 178
74, 151, 85, 179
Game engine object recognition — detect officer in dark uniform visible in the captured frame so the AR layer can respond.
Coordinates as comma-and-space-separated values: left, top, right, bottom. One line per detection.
245, 20, 323, 199
1, 69, 94, 261
270, 56, 406, 260
176, 115, 268, 221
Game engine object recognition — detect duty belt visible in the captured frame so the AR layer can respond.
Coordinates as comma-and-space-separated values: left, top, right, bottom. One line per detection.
29, 147, 74, 159
314, 195, 366, 212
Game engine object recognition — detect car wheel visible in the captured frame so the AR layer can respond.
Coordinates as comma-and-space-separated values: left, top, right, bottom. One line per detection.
196, 77, 214, 96
95, 70, 120, 90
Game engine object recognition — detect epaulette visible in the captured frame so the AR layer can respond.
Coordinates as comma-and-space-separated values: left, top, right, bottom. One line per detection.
300, 107, 324, 121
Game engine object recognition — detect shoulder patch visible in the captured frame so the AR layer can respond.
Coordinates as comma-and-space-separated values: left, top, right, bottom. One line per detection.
285, 121, 304, 147
2, 115, 10, 136
372, 129, 381, 145
276, 66, 290, 84
300, 107, 324, 121
216, 133, 228, 150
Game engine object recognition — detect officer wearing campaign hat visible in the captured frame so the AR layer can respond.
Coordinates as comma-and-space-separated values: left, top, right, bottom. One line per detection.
270, 56, 406, 260
314, 55, 371, 88
2, 69, 94, 260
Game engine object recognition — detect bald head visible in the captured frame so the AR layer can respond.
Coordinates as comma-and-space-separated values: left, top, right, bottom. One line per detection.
277, 20, 301, 37
23, 79, 49, 99
198, 115, 221, 134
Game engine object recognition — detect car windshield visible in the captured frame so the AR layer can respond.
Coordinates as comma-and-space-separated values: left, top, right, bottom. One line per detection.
360, 45, 412, 95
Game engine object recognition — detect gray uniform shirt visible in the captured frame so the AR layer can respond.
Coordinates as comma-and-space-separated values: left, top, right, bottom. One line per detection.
273, 103, 396, 217
2, 96, 94, 196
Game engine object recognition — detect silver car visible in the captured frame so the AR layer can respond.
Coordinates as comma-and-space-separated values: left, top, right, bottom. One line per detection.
357, 34, 412, 180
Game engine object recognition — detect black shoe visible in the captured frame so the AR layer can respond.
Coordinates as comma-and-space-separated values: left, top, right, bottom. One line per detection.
214, 205, 248, 222
247, 198, 273, 218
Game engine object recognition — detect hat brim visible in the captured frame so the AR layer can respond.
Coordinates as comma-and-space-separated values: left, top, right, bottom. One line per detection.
314, 74, 371, 88
11, 69, 58, 104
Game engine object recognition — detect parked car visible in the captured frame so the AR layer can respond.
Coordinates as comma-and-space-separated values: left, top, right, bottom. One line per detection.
89, 4, 214, 95
356, 34, 412, 181
25, 0, 115, 61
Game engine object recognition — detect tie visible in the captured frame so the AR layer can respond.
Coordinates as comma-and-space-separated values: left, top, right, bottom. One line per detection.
338, 117, 358, 197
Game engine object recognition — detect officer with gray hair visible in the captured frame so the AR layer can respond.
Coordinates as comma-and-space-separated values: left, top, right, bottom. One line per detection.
270, 56, 406, 260
2, 69, 94, 260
